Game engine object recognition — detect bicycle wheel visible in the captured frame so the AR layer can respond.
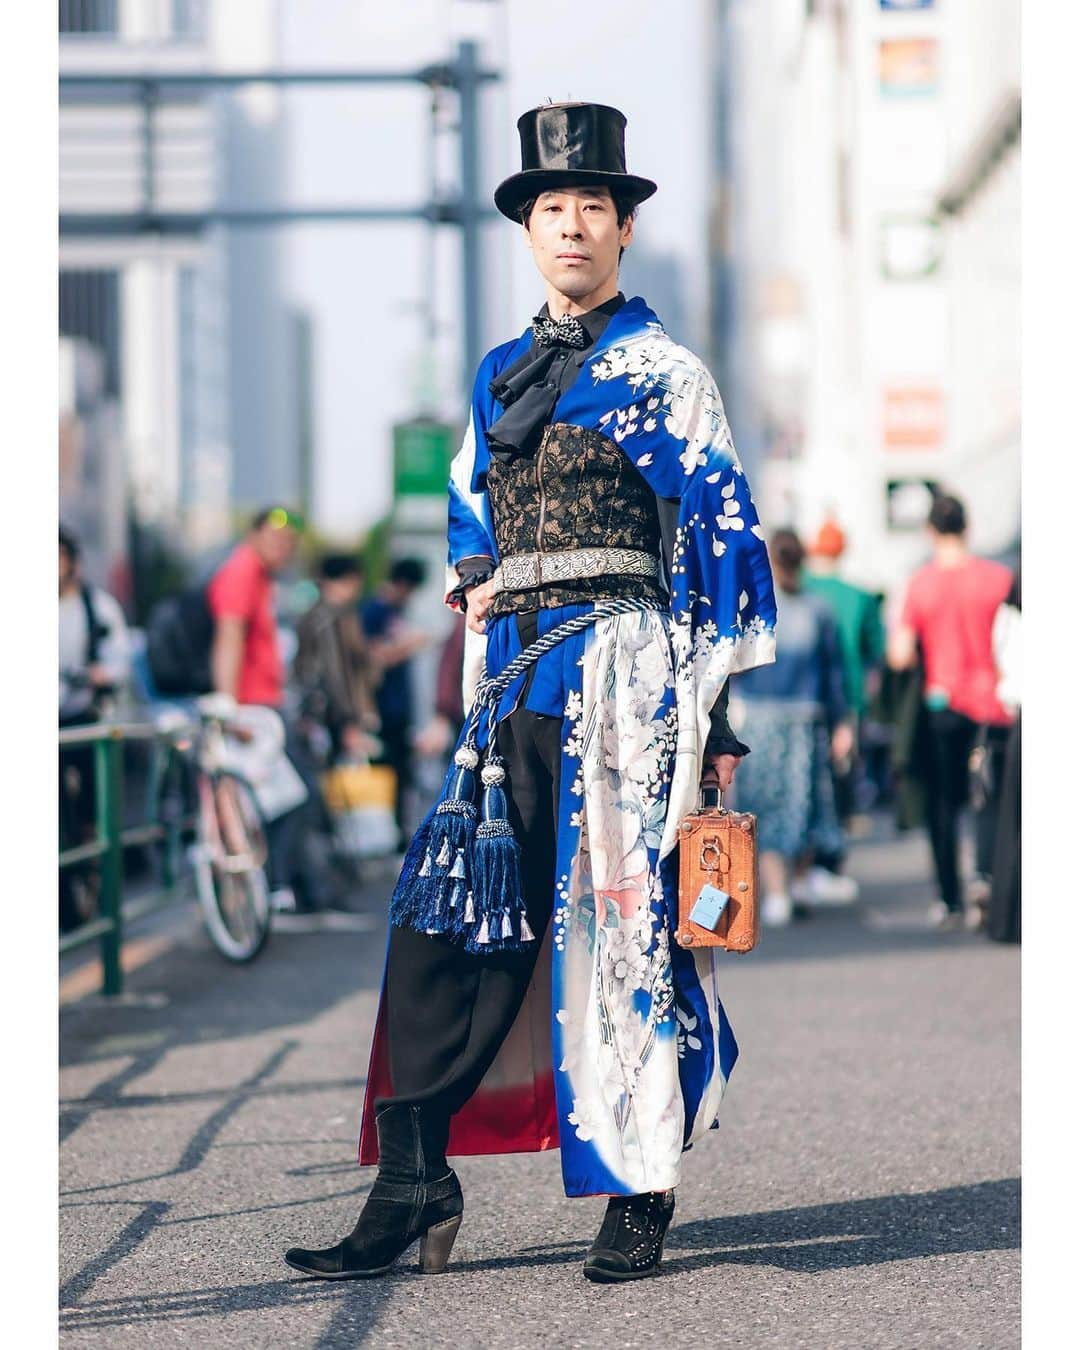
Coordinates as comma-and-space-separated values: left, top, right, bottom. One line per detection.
152, 743, 195, 888
193, 771, 271, 962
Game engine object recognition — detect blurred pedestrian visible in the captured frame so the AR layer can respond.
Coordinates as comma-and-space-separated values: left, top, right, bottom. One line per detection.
208, 507, 340, 914
986, 569, 1021, 943
802, 516, 884, 824
294, 553, 379, 765
59, 525, 130, 726
59, 525, 131, 932
207, 507, 301, 709
359, 556, 430, 851
887, 493, 1014, 929
858, 589, 895, 811
731, 528, 853, 926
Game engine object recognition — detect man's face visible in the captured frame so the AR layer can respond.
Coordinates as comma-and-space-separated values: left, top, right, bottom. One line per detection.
255, 522, 299, 574
523, 187, 633, 302
59, 545, 76, 591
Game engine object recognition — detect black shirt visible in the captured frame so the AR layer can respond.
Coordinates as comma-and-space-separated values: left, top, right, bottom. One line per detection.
485, 292, 627, 459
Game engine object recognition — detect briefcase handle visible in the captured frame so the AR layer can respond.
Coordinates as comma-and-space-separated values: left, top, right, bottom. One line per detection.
699, 777, 725, 812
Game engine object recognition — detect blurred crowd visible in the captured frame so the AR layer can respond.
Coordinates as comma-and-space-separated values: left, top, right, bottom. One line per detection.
729, 492, 1020, 943
59, 510, 466, 931
59, 490, 1020, 944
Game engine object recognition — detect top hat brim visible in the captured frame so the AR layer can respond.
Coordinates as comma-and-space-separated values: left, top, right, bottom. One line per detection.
494, 168, 658, 222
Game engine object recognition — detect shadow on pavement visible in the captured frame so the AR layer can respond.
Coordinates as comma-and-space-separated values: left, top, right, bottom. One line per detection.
459, 1177, 1019, 1276
60, 887, 392, 1083
57, 1178, 1019, 1336
666, 1177, 1020, 1274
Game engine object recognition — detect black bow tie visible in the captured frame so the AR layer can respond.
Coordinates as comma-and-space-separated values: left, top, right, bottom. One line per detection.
531, 314, 589, 349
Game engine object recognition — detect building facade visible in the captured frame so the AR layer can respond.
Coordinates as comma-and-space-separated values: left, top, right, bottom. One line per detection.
59, 0, 302, 610
713, 0, 1020, 595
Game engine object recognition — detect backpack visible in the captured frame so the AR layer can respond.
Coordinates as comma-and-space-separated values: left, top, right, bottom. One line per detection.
79, 584, 109, 667
145, 585, 215, 696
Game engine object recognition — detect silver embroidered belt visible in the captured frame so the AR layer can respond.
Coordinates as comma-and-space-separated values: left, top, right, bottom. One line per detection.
490, 547, 661, 595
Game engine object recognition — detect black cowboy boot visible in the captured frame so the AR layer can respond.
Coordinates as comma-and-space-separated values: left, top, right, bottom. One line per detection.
582, 1189, 675, 1283
284, 1102, 463, 1279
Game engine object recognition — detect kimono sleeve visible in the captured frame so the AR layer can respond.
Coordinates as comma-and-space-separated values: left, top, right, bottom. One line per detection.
588, 340, 777, 855
447, 348, 518, 575
593, 346, 777, 680
448, 410, 495, 571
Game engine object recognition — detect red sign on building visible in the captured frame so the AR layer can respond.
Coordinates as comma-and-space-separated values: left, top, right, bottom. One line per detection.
883, 386, 944, 450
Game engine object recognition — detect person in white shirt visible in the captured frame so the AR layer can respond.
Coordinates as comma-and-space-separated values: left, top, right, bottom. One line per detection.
59, 525, 132, 931
59, 526, 130, 724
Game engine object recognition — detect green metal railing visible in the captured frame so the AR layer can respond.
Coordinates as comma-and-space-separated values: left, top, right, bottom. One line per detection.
59, 720, 194, 996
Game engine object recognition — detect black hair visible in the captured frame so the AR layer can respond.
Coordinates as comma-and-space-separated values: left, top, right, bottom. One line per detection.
518, 186, 638, 260
389, 556, 427, 588
318, 552, 362, 581
769, 527, 806, 576
928, 493, 967, 537
59, 525, 80, 561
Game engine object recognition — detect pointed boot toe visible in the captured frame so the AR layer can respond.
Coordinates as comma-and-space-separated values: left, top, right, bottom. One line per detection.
582, 1248, 636, 1282
284, 1103, 463, 1281
283, 1243, 349, 1278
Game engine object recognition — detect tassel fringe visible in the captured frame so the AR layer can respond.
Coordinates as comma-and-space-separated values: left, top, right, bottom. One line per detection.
388, 688, 548, 954
389, 761, 477, 933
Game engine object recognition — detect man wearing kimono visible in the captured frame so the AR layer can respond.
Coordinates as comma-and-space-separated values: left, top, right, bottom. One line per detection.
286, 102, 777, 1284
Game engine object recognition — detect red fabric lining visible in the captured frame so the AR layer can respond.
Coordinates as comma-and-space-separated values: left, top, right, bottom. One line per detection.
358, 943, 559, 1167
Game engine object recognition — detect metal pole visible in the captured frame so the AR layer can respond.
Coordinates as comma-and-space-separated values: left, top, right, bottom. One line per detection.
457, 40, 483, 399
141, 81, 158, 216
95, 733, 124, 997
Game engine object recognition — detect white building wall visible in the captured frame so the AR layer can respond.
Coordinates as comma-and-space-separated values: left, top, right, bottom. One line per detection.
719, 0, 1019, 599
937, 0, 1020, 556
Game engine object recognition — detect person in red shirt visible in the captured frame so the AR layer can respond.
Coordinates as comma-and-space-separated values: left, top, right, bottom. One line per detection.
207, 507, 301, 707
888, 493, 1014, 928
208, 508, 341, 914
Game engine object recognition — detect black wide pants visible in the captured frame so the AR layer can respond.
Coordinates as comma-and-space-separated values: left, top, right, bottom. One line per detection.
382, 614, 562, 1150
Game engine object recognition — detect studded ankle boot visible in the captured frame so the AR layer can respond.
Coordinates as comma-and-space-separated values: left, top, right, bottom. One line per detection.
284, 1102, 463, 1279
582, 1189, 675, 1283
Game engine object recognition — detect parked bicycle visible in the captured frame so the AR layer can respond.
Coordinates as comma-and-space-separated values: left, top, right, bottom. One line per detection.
151, 694, 273, 963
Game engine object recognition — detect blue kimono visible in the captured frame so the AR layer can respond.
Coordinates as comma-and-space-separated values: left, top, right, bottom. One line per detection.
362, 297, 777, 1197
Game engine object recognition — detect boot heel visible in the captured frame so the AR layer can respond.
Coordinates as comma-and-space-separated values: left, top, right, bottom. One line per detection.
417, 1214, 462, 1274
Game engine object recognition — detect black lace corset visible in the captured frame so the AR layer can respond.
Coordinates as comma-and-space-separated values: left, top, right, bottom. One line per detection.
484, 422, 667, 617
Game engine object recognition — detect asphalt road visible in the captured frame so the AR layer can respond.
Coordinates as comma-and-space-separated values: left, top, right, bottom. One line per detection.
59, 820, 1020, 1348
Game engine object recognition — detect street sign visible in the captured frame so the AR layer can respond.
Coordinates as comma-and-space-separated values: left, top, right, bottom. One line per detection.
392, 418, 457, 499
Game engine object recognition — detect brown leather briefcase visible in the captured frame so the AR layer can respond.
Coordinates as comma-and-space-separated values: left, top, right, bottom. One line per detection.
675, 788, 759, 953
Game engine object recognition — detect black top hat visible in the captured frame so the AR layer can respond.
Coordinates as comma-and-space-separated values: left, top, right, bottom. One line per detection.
494, 102, 657, 222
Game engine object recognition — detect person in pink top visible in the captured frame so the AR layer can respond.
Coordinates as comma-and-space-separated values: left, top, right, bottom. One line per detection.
888, 493, 1014, 928
207, 507, 300, 708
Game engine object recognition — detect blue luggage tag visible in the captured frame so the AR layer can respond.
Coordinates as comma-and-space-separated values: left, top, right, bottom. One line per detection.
689, 883, 730, 931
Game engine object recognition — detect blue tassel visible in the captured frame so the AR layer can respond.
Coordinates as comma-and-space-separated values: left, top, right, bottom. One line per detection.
389, 748, 478, 932
388, 809, 435, 928
464, 759, 532, 954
